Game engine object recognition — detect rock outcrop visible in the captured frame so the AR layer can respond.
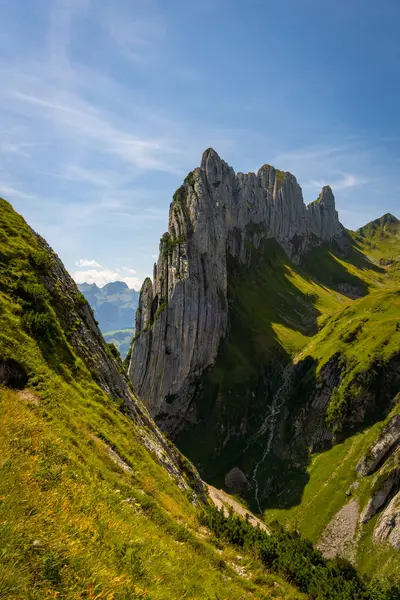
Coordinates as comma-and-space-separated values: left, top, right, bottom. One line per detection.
361, 468, 400, 523
374, 491, 400, 549
0, 358, 28, 389
357, 414, 400, 477
129, 148, 343, 433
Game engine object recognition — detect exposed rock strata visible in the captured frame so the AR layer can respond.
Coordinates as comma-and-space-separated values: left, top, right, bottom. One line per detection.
34, 232, 207, 502
374, 491, 400, 549
357, 414, 400, 476
129, 148, 343, 433
361, 468, 400, 523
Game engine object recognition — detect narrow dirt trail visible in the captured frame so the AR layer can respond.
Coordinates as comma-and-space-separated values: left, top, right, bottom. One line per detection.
206, 484, 270, 533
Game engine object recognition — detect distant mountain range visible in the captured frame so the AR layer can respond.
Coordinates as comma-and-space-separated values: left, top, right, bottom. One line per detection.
78, 281, 139, 357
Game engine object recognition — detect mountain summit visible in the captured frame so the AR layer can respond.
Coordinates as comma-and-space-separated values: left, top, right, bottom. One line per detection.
128, 150, 400, 572
129, 149, 344, 434
357, 212, 400, 237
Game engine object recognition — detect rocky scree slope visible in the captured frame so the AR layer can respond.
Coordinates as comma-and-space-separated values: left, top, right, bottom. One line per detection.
129, 148, 344, 433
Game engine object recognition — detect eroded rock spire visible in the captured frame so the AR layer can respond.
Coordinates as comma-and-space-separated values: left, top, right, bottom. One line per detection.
128, 149, 343, 434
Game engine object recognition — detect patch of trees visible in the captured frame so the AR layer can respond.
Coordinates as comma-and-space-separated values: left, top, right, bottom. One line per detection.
201, 505, 400, 600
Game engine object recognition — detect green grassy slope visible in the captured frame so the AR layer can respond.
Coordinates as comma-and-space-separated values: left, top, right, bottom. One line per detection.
266, 417, 400, 579
2, 388, 303, 600
0, 198, 303, 600
263, 220, 400, 576
292, 288, 400, 426
2, 193, 399, 594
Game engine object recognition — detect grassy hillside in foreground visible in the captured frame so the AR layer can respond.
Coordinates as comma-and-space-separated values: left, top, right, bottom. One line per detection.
2, 385, 305, 600
0, 197, 304, 599
4, 381, 399, 600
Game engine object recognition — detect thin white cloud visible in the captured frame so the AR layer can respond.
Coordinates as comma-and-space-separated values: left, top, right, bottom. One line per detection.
120, 277, 142, 290
11, 88, 184, 175
102, 5, 166, 66
72, 267, 142, 290
63, 166, 114, 188
309, 173, 374, 192
275, 144, 354, 165
0, 142, 33, 158
75, 258, 102, 267
270, 141, 384, 203
0, 184, 38, 201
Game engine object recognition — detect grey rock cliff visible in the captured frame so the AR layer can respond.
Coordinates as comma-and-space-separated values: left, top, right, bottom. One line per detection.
129, 148, 343, 433
357, 414, 400, 477
361, 468, 400, 523
374, 491, 400, 549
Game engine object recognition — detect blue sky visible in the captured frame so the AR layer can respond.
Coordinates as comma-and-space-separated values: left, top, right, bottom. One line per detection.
1, 0, 399, 289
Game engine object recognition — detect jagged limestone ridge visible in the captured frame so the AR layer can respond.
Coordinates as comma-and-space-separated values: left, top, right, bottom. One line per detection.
129, 148, 343, 434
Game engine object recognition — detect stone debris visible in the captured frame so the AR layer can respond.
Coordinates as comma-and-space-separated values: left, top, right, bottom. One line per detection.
317, 500, 359, 560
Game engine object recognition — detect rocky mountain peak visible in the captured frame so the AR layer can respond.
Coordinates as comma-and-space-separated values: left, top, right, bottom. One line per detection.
316, 185, 335, 208
103, 281, 129, 293
200, 147, 235, 188
383, 212, 399, 223
357, 212, 400, 237
129, 150, 344, 434
78, 282, 99, 292
372, 212, 399, 225
135, 277, 153, 334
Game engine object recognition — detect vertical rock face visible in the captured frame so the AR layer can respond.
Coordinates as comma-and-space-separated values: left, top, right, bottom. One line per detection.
307, 186, 341, 241
129, 148, 343, 434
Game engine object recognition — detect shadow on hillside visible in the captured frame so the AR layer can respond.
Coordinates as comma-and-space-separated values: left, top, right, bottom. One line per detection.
174, 236, 396, 515
300, 236, 385, 298
246, 355, 319, 511
176, 348, 319, 512
175, 239, 323, 509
